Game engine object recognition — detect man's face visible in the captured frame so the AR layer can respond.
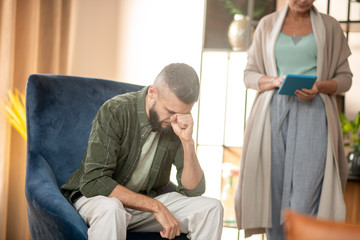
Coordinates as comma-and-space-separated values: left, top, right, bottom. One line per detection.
147, 85, 194, 135
148, 101, 173, 135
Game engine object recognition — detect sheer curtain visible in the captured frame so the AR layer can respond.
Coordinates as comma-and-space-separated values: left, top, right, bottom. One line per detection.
0, 0, 71, 239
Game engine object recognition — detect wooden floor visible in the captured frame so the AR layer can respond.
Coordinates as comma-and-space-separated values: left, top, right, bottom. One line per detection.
344, 180, 360, 225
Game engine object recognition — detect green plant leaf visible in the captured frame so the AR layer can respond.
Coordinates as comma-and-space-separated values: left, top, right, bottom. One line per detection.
220, 0, 267, 18
221, 0, 245, 16
343, 122, 353, 134
339, 113, 349, 133
353, 111, 360, 133
340, 112, 360, 153
339, 112, 345, 121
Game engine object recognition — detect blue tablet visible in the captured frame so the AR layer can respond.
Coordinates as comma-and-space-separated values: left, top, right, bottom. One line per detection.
277, 74, 317, 96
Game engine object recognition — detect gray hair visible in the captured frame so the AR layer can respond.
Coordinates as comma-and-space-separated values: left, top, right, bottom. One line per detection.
153, 63, 200, 104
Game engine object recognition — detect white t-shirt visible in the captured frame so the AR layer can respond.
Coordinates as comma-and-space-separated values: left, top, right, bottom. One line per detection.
124, 131, 160, 192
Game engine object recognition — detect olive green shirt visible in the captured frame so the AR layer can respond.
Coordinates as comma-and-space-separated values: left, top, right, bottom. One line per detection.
61, 86, 205, 204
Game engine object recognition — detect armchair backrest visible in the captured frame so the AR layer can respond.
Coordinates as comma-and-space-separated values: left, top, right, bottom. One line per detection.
26, 74, 144, 187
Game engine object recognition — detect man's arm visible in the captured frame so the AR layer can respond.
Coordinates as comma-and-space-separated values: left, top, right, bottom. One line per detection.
170, 113, 203, 189
108, 184, 180, 239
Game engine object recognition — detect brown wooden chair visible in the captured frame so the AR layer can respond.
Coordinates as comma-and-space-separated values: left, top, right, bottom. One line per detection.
284, 209, 360, 240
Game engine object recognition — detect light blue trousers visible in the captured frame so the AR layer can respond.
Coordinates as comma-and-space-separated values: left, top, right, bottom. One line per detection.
266, 93, 327, 240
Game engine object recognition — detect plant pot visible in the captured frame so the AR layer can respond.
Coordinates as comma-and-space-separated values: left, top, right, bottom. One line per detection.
348, 151, 360, 177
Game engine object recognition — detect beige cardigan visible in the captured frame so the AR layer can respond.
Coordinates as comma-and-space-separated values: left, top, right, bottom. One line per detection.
234, 6, 352, 236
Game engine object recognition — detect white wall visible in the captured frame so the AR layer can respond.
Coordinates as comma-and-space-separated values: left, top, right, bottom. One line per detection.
346, 34, 360, 120
116, 0, 205, 86
68, 0, 206, 87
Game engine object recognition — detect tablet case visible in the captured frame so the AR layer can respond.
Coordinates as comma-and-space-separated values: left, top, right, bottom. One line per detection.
277, 74, 317, 96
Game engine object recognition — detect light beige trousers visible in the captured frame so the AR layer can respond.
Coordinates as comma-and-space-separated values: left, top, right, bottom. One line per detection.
74, 192, 224, 240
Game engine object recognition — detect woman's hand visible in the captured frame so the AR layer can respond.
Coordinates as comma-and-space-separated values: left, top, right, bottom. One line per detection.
273, 76, 285, 88
259, 75, 285, 92
295, 81, 319, 100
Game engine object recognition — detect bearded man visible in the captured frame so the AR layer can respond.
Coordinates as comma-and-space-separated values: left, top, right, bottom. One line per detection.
61, 63, 224, 240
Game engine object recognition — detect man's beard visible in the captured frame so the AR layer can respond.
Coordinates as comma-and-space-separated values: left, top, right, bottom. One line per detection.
148, 107, 173, 135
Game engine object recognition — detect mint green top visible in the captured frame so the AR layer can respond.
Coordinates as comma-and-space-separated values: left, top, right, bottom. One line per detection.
275, 32, 317, 77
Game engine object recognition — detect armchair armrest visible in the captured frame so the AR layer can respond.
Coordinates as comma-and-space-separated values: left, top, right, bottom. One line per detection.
25, 152, 88, 240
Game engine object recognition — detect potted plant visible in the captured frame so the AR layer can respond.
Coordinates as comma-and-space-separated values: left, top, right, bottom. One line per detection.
339, 111, 360, 178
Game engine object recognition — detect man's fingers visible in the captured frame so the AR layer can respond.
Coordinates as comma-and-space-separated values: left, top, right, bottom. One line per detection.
160, 220, 180, 239
175, 114, 193, 128
153, 203, 180, 239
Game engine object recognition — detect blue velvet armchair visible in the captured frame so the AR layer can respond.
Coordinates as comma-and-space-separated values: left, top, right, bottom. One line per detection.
25, 74, 188, 240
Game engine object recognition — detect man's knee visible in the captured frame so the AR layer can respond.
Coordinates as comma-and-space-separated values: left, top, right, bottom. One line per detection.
207, 198, 224, 214
196, 197, 224, 216
93, 196, 126, 217
86, 197, 129, 239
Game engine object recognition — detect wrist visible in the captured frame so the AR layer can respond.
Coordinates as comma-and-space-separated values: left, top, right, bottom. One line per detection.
315, 81, 320, 93
150, 199, 163, 214
272, 77, 278, 88
181, 139, 195, 149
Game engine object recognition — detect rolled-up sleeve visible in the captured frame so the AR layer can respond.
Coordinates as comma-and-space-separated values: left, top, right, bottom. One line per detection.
79, 101, 122, 197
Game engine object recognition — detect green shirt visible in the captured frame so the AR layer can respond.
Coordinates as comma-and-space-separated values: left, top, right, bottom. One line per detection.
61, 86, 205, 204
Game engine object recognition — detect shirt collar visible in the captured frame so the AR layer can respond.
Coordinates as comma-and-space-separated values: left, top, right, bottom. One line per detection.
137, 86, 152, 130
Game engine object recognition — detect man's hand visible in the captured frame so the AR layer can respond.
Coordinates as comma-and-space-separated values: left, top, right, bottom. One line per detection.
109, 185, 180, 239
170, 113, 193, 142
153, 201, 181, 239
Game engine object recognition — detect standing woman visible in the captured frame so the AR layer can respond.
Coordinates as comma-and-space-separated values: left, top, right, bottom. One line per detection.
234, 0, 352, 239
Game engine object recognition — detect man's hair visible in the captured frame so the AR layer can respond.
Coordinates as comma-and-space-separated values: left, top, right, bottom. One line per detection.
153, 63, 200, 104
